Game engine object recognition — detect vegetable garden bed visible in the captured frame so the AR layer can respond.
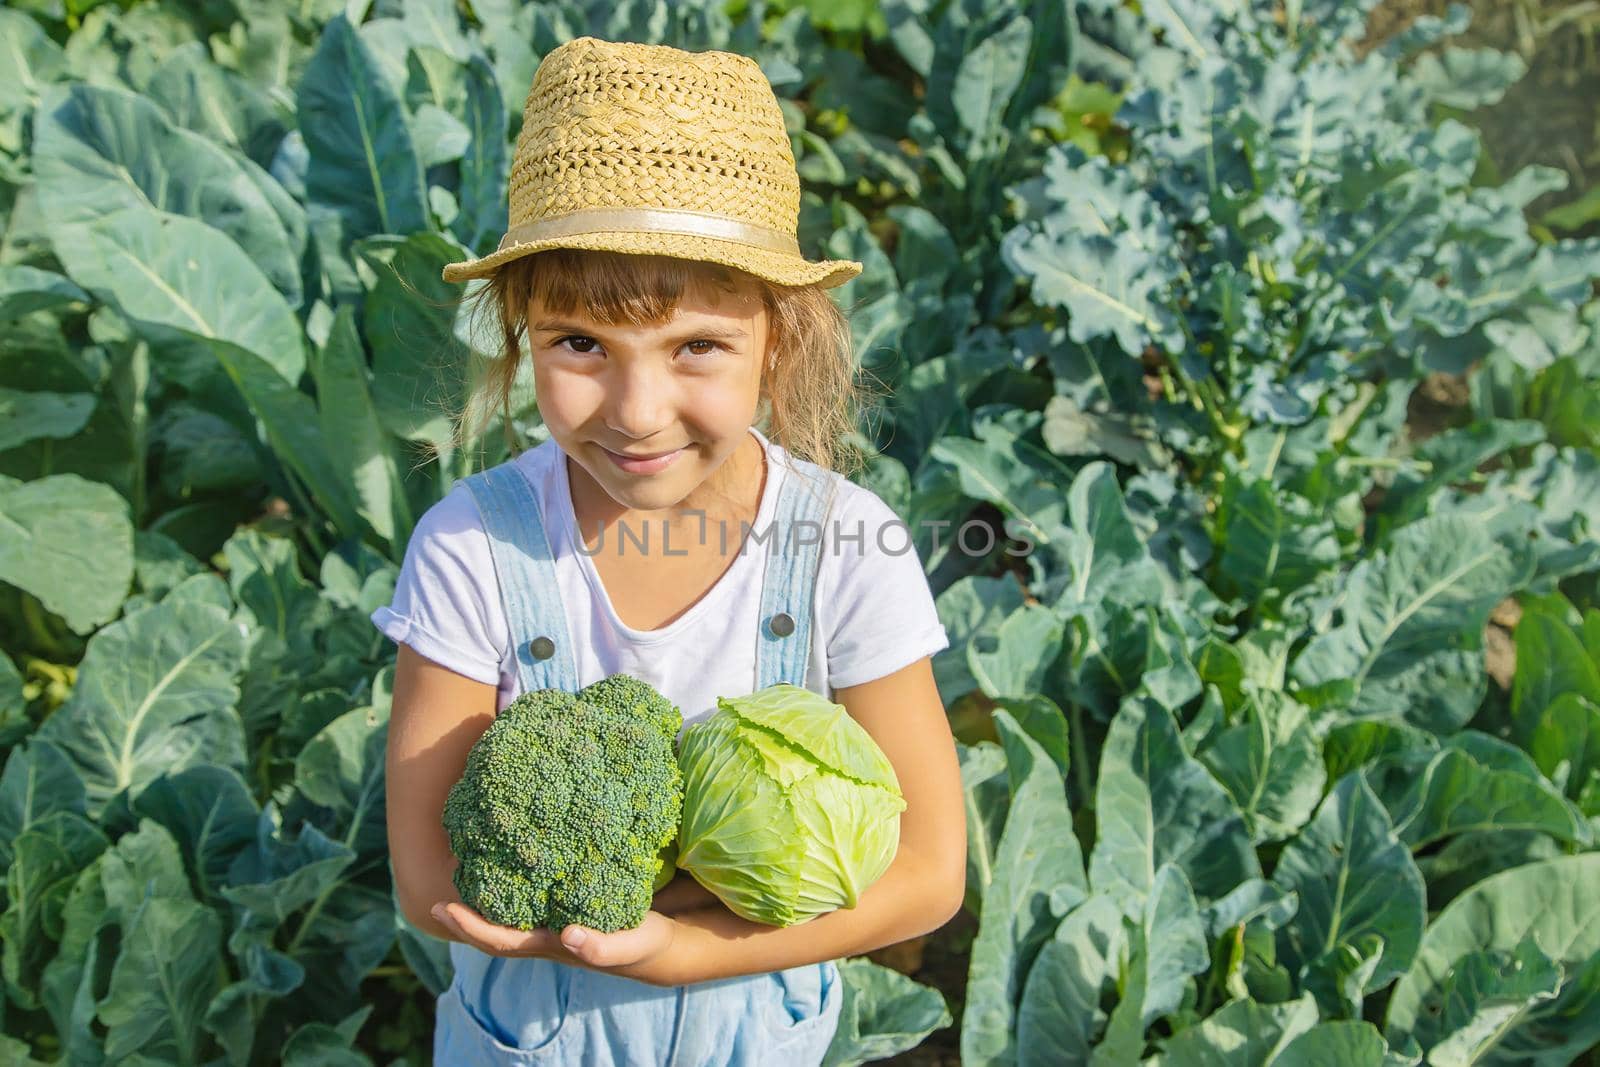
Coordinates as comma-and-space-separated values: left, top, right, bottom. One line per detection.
1, 0, 1598, 1064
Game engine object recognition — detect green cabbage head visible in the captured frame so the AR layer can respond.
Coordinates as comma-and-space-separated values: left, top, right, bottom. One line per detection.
675, 683, 906, 926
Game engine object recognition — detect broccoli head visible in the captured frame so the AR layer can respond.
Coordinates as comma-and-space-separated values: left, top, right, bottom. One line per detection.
442, 673, 684, 933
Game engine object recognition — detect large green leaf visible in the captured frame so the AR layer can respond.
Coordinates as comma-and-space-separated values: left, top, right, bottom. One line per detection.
1273, 775, 1425, 1012
209, 338, 365, 539
1291, 515, 1531, 731
221, 818, 394, 1014
1151, 995, 1319, 1066
1511, 600, 1600, 739
298, 13, 429, 240
1056, 461, 1169, 609
0, 812, 107, 1010
1216, 477, 1340, 607
130, 766, 259, 904
1198, 691, 1325, 844
958, 740, 1008, 916
822, 958, 952, 1067
1071, 602, 1202, 721
1375, 419, 1547, 534
449, 52, 508, 253
1273, 1021, 1394, 1066
33, 841, 109, 1066
1374, 732, 1589, 849
1410, 45, 1529, 111
0, 387, 95, 451
968, 603, 1066, 701
1000, 223, 1182, 356
0, 265, 89, 320
222, 527, 331, 659
144, 40, 292, 165
1528, 693, 1600, 813
993, 694, 1072, 783
281, 1006, 374, 1067
1387, 853, 1600, 1063
934, 575, 1027, 706
32, 81, 303, 305
1016, 894, 1125, 1065
0, 473, 133, 633
312, 306, 414, 549
294, 703, 389, 857
1040, 393, 1170, 468
50, 206, 305, 388
0, 740, 86, 871
98, 895, 224, 1065
927, 432, 1072, 580
36, 597, 248, 812
360, 231, 476, 448
1089, 695, 1259, 906
1089, 864, 1209, 1065
0, 312, 138, 496
951, 15, 1030, 154
1421, 935, 1562, 1067
961, 710, 1087, 1067
38, 821, 197, 1053
0, 9, 66, 119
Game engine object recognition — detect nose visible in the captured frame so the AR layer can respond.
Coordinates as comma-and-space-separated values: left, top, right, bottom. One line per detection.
604, 359, 674, 441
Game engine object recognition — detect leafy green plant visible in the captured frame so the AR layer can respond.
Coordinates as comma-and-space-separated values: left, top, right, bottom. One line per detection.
893, 0, 1600, 1061
0, 0, 1597, 1063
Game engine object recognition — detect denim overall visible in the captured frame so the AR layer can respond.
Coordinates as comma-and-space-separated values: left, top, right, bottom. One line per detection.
437, 450, 843, 1066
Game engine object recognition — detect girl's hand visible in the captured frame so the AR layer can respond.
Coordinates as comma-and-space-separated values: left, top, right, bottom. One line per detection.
431, 902, 680, 980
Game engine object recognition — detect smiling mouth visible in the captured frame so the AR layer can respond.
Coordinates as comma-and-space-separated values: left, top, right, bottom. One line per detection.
607, 446, 682, 460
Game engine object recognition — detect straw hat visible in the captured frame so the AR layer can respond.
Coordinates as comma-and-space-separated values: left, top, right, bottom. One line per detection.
440, 36, 864, 290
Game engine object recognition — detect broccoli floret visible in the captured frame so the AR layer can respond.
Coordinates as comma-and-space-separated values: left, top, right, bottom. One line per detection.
442, 674, 684, 933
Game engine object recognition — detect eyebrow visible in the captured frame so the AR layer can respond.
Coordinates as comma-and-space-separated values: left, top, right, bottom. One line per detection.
530, 319, 749, 344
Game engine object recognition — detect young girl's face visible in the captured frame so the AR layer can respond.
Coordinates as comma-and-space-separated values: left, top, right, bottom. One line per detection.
528, 277, 770, 519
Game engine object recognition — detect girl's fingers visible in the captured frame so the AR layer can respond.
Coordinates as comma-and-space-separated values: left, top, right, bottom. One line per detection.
559, 913, 672, 968
436, 902, 561, 957
431, 902, 673, 968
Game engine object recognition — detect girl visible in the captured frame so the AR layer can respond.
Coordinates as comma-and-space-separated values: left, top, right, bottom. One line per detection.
373, 35, 965, 1066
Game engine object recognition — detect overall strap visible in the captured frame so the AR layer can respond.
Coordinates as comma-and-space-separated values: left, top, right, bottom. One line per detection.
460, 463, 579, 697
755, 457, 838, 691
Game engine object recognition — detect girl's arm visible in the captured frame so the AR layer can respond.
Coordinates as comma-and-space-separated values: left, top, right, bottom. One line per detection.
386, 643, 498, 941
652, 654, 967, 984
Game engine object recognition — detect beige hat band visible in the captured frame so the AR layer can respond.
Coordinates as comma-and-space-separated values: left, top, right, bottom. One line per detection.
497, 207, 802, 256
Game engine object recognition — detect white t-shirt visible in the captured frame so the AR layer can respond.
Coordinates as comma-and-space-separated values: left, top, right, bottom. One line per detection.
369, 426, 950, 725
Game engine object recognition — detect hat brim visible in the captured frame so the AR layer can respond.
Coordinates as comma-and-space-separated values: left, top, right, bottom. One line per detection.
441, 229, 863, 289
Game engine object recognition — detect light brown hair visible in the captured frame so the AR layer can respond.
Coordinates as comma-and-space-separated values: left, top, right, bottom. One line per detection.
443, 248, 882, 481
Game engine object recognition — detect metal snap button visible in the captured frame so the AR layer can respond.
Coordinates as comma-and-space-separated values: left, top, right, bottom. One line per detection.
768, 612, 795, 638
527, 636, 556, 661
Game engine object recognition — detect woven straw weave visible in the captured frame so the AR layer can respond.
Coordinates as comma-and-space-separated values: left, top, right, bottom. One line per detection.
440, 37, 863, 289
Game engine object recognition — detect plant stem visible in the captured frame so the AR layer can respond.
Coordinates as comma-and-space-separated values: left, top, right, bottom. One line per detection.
1068, 702, 1093, 810
280, 467, 330, 559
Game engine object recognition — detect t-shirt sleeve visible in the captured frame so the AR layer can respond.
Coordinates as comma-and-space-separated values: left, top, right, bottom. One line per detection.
820, 485, 951, 689
369, 485, 507, 687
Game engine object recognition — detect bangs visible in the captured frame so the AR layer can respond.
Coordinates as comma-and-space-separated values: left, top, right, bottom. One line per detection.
506, 248, 767, 328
